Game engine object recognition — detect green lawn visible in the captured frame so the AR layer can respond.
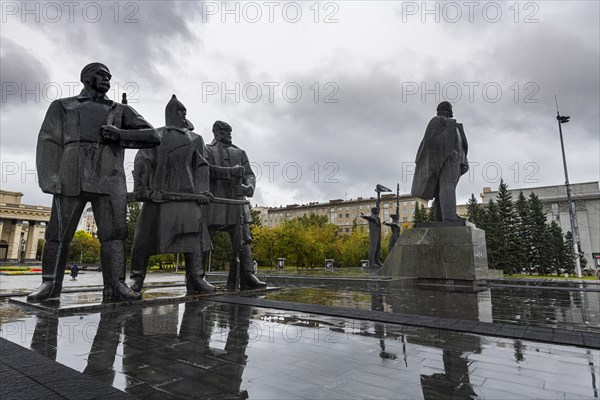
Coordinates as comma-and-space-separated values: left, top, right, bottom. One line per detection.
509, 273, 598, 280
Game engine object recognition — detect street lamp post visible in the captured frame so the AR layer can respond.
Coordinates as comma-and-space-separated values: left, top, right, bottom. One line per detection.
555, 96, 582, 278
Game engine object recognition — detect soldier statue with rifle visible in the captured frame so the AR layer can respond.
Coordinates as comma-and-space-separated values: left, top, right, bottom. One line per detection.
29, 63, 160, 302
128, 96, 245, 294
204, 121, 266, 290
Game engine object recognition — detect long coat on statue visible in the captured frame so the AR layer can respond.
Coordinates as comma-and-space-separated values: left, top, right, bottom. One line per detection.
132, 127, 212, 254
411, 115, 469, 200
203, 140, 256, 228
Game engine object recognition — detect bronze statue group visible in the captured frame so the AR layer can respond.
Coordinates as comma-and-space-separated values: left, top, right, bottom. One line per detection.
28, 63, 265, 302
28, 62, 468, 302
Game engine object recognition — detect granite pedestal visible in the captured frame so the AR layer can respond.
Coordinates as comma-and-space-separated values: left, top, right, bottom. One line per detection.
381, 222, 499, 291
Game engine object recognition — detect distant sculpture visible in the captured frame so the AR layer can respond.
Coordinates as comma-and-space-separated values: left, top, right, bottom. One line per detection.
384, 214, 401, 252
411, 101, 469, 222
204, 121, 266, 290
28, 63, 160, 302
129, 96, 243, 294
361, 207, 382, 268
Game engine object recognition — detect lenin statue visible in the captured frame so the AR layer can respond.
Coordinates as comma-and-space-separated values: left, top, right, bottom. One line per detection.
411, 101, 469, 222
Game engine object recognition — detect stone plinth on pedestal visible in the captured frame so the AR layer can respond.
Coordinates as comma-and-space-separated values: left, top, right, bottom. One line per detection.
381, 222, 496, 290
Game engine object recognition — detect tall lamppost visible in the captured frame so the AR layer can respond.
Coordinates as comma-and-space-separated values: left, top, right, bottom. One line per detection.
555, 96, 581, 278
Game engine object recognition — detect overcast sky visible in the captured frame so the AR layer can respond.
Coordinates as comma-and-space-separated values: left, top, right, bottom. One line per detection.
1, 1, 599, 209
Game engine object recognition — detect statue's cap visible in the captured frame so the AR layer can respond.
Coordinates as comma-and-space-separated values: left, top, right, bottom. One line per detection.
165, 94, 186, 125
213, 120, 232, 133
80, 62, 110, 83
436, 101, 452, 112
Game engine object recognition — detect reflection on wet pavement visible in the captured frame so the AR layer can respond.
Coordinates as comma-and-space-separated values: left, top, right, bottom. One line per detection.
1, 299, 598, 399
265, 285, 600, 331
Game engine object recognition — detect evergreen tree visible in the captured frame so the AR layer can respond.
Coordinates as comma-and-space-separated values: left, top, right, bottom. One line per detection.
564, 231, 576, 274
526, 193, 548, 275
538, 224, 554, 276
466, 193, 484, 227
496, 179, 518, 274
513, 191, 530, 274
564, 231, 588, 273
413, 203, 426, 223
427, 206, 435, 222
482, 199, 501, 269
548, 221, 567, 275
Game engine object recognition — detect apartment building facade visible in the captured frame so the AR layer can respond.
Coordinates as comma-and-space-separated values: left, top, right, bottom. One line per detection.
261, 194, 429, 235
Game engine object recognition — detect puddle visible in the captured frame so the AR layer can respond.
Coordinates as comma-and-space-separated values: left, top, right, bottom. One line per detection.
265, 286, 600, 330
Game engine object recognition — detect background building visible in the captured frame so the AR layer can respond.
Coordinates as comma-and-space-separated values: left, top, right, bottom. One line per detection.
76, 207, 98, 237
262, 194, 428, 235
0, 190, 50, 261
481, 181, 600, 267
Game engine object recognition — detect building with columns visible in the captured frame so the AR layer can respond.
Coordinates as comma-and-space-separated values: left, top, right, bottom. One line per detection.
0, 190, 50, 262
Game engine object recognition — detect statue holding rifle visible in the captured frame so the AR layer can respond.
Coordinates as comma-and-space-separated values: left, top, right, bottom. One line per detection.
128, 96, 245, 294
204, 121, 266, 290
29, 63, 160, 302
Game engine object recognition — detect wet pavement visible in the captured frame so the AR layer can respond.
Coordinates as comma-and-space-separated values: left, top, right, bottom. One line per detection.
265, 285, 600, 331
1, 271, 599, 399
0, 271, 191, 296
1, 298, 599, 399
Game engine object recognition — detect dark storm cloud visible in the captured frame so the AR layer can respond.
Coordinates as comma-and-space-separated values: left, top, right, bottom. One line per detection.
1, 1, 597, 209
17, 0, 206, 85
214, 7, 599, 207
214, 61, 433, 205
0, 38, 51, 110
0, 38, 51, 159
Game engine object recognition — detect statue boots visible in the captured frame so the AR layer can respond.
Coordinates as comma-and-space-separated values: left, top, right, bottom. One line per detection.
239, 245, 267, 290
185, 252, 216, 295
101, 240, 141, 302
128, 253, 149, 293
27, 240, 67, 302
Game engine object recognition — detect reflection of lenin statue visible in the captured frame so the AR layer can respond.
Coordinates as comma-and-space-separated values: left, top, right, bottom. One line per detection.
411, 102, 469, 222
